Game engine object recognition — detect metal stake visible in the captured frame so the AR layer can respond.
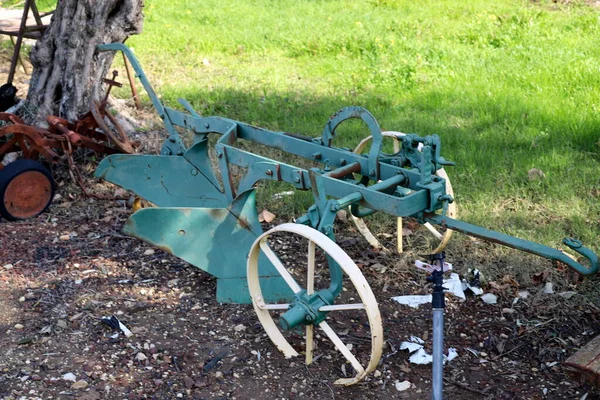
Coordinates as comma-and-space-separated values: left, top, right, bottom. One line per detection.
429, 252, 446, 400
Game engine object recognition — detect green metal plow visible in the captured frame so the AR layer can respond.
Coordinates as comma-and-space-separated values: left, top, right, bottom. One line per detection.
95, 43, 599, 386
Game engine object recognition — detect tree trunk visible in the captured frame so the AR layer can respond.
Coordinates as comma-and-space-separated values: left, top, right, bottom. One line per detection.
24, 0, 143, 124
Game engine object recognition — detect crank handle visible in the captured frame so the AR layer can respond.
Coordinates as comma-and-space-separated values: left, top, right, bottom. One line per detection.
562, 238, 599, 276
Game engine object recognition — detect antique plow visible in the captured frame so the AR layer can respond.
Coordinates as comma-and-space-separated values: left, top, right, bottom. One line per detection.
95, 43, 599, 386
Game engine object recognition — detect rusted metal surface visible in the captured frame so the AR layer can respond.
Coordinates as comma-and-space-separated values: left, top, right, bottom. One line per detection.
0, 71, 135, 195
3, 169, 52, 218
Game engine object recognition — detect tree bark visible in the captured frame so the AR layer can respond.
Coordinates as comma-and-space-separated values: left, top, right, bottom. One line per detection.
24, 0, 143, 124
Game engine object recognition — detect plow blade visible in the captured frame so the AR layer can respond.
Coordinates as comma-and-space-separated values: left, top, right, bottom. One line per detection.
122, 189, 293, 303
95, 153, 227, 208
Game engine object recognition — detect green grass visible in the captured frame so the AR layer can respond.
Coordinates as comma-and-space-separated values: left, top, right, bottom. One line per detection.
10, 0, 600, 258
123, 0, 599, 254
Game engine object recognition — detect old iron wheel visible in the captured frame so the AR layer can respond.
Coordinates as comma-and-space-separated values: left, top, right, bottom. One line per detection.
352, 131, 457, 254
90, 100, 134, 154
0, 159, 55, 221
247, 223, 383, 386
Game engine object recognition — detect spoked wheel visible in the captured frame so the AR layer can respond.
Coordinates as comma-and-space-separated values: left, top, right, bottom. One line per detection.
352, 131, 457, 254
90, 101, 134, 154
0, 159, 55, 220
247, 223, 383, 386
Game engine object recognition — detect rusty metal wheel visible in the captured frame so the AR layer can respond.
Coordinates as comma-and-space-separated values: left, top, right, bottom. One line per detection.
90, 101, 134, 154
0, 159, 55, 221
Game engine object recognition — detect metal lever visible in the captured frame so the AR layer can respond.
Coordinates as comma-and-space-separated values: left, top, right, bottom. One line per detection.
426, 215, 599, 276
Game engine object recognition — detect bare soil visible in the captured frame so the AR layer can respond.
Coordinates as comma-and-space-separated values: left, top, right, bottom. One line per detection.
1, 168, 600, 400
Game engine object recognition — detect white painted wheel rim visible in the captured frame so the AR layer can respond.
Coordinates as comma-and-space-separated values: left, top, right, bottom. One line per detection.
247, 223, 383, 386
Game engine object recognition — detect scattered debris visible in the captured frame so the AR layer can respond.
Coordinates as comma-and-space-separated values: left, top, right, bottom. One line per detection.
392, 295, 432, 309
258, 209, 276, 223
481, 293, 498, 304
100, 315, 133, 337
400, 336, 458, 365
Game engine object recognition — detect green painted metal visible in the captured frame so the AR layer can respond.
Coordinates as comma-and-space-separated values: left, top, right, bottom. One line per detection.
426, 215, 599, 276
94, 43, 599, 307
280, 288, 335, 330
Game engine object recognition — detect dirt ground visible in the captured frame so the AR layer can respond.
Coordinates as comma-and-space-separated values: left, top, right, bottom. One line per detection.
2, 37, 600, 400
1, 166, 600, 400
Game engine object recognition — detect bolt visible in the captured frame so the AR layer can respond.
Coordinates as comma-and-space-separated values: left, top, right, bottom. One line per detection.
312, 153, 322, 160
370, 169, 376, 176
176, 151, 183, 156
205, 122, 210, 129
169, 137, 176, 143
191, 169, 198, 176
305, 315, 313, 322
330, 203, 339, 212
217, 152, 223, 158
340, 158, 347, 166
266, 169, 273, 176
295, 176, 301, 183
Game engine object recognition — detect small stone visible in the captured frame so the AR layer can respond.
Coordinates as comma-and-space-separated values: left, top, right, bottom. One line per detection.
56, 320, 68, 329
143, 249, 155, 256
374, 370, 382, 377
31, 375, 41, 381
135, 352, 148, 361
167, 279, 179, 288
14, 324, 24, 330
59, 235, 71, 241
71, 380, 88, 389
233, 324, 246, 332
395, 380, 411, 392
183, 376, 195, 388
63, 372, 77, 382
18, 297, 26, 302
215, 371, 223, 378
3, 264, 14, 270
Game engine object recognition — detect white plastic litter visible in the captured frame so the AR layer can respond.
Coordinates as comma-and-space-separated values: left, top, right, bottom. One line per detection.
559, 291, 577, 299
409, 348, 432, 364
391, 273, 466, 307
445, 273, 466, 300
391, 295, 432, 308
543, 282, 554, 294
481, 293, 497, 304
400, 336, 459, 365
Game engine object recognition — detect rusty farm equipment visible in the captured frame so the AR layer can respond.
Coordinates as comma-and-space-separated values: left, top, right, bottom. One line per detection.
0, 71, 135, 220
94, 43, 599, 386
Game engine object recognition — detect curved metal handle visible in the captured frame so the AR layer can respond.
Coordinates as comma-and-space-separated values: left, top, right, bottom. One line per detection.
426, 215, 600, 276
562, 238, 599, 276
321, 106, 383, 180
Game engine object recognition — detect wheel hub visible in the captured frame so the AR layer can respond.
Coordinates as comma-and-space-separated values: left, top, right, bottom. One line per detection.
279, 288, 335, 330
3, 170, 53, 219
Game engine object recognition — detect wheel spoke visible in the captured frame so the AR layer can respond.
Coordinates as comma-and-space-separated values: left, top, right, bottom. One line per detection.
319, 303, 365, 311
424, 222, 443, 240
306, 325, 314, 365
260, 240, 302, 293
307, 240, 315, 295
254, 296, 291, 310
319, 321, 364, 375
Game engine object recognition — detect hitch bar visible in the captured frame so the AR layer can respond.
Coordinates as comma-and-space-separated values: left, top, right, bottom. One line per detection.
426, 215, 599, 276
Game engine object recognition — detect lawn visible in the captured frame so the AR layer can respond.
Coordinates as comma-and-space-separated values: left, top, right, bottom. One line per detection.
4, 0, 600, 253
122, 0, 600, 253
